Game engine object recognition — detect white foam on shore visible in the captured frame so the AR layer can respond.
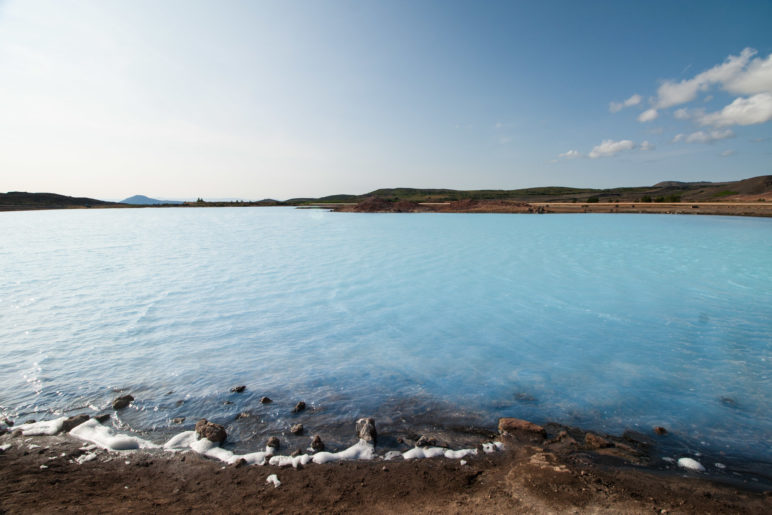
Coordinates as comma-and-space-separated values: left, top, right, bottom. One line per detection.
269, 454, 313, 468
677, 457, 705, 472
311, 440, 375, 464
69, 419, 157, 451
482, 441, 504, 454
402, 446, 477, 460
17, 417, 66, 436
0, 443, 11, 452
163, 431, 274, 466
266, 474, 281, 488
75, 452, 98, 464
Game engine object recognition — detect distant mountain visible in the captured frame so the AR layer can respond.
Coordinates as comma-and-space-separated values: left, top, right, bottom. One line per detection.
120, 195, 183, 205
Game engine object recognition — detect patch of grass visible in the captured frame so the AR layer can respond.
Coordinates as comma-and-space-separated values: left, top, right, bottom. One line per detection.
713, 190, 738, 198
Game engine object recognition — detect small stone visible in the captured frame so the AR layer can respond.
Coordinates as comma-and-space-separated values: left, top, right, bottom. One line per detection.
290, 423, 304, 435
11, 429, 23, 438
267, 436, 280, 449
416, 435, 436, 447
61, 414, 90, 432
0, 427, 6, 436
497, 417, 546, 438
311, 435, 325, 452
235, 412, 250, 420
653, 426, 668, 435
171, 417, 185, 424
112, 395, 134, 410
2, 418, 13, 427
232, 458, 248, 468
292, 401, 306, 413
25, 419, 36, 424
223, 400, 233, 405
260, 396, 272, 404
230, 385, 246, 393
584, 432, 613, 449
95, 414, 111, 424
356, 417, 377, 444
194, 419, 227, 444
291, 449, 302, 457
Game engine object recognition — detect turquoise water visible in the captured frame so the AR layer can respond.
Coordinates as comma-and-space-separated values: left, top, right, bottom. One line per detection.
1, 208, 770, 462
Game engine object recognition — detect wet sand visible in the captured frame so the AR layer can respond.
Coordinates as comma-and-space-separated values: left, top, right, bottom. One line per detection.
2, 421, 770, 514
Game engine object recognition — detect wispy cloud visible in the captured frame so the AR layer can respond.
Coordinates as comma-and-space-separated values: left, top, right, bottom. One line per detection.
557, 149, 582, 159
720, 149, 736, 157
609, 94, 642, 113
588, 139, 635, 158
639, 140, 655, 151
637, 108, 658, 122
672, 129, 734, 144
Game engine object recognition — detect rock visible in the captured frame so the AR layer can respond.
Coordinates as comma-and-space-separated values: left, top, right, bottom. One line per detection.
194, 419, 227, 444
290, 423, 304, 435
171, 417, 185, 424
356, 417, 377, 444
311, 435, 325, 452
416, 435, 436, 447
112, 395, 134, 410
0, 427, 6, 436
498, 417, 546, 439
653, 426, 668, 435
232, 458, 248, 468
260, 396, 272, 404
61, 414, 90, 432
290, 449, 302, 457
292, 401, 306, 413
267, 436, 280, 449
11, 429, 23, 438
223, 400, 233, 405
25, 419, 36, 424
2, 418, 13, 427
230, 385, 246, 393
235, 412, 250, 420
584, 432, 613, 449
95, 414, 111, 423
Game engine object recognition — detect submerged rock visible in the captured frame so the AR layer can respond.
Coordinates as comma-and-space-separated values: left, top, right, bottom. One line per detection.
2, 418, 13, 427
112, 395, 134, 410
653, 426, 668, 435
230, 385, 246, 393
290, 424, 304, 435
61, 414, 90, 432
171, 417, 185, 424
95, 414, 111, 424
356, 417, 377, 444
267, 436, 280, 449
292, 401, 306, 413
260, 396, 272, 404
235, 412, 250, 420
498, 417, 546, 439
416, 435, 437, 447
195, 419, 227, 444
311, 435, 325, 451
584, 433, 613, 449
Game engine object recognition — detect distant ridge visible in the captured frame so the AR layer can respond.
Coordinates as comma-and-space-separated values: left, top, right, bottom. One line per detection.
0, 191, 117, 211
121, 195, 183, 205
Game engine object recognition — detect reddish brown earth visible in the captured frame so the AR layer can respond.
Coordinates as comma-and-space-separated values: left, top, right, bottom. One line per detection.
2, 425, 770, 514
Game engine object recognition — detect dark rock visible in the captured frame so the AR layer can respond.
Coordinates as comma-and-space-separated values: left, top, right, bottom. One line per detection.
311, 435, 325, 452
356, 417, 377, 444
194, 419, 227, 444
290, 423, 304, 435
0, 427, 6, 436
25, 419, 36, 424
260, 396, 272, 404
653, 426, 668, 435
622, 430, 654, 447
2, 418, 13, 427
230, 385, 246, 393
292, 401, 306, 413
171, 417, 185, 424
235, 412, 250, 420
585, 432, 613, 449
95, 414, 111, 423
223, 400, 233, 405
266, 436, 280, 449
416, 435, 436, 447
232, 458, 248, 468
498, 417, 546, 439
720, 397, 737, 408
61, 414, 90, 432
515, 392, 537, 403
112, 395, 134, 410
290, 449, 302, 457
12, 429, 23, 438
548, 430, 578, 447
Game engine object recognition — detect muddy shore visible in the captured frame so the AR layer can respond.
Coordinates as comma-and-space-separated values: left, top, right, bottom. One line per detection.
2, 418, 770, 514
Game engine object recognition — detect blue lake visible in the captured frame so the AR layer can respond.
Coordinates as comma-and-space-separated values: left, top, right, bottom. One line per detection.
1, 208, 770, 463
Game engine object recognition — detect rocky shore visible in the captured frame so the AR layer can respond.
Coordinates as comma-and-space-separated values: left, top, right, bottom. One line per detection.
1, 411, 770, 514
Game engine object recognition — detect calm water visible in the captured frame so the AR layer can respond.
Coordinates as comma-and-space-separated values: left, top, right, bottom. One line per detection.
1, 208, 770, 462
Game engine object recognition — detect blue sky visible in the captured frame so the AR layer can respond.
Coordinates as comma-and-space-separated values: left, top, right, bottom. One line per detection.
1, 0, 771, 200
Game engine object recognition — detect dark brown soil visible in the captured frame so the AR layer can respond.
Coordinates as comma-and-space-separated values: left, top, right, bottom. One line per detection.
2, 431, 769, 514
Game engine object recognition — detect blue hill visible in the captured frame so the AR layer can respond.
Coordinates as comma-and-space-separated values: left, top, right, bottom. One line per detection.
120, 195, 183, 205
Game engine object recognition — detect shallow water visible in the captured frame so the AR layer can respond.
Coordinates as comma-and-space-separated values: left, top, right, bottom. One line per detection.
1, 208, 770, 462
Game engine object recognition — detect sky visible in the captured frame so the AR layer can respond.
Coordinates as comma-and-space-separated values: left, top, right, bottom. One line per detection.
1, 0, 771, 201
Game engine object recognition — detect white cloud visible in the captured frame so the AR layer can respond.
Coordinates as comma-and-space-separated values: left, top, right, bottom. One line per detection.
699, 92, 772, 127
609, 94, 642, 113
723, 52, 772, 95
639, 140, 654, 151
638, 108, 659, 122
558, 149, 582, 159
673, 129, 734, 144
673, 108, 691, 120
655, 48, 757, 109
588, 139, 635, 158
720, 149, 736, 157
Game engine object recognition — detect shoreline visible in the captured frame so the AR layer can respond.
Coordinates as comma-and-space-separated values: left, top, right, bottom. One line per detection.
2, 416, 770, 513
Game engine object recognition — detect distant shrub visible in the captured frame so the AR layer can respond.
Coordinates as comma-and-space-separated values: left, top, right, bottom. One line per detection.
586, 196, 599, 203
641, 195, 652, 202
654, 196, 665, 203
666, 195, 682, 202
